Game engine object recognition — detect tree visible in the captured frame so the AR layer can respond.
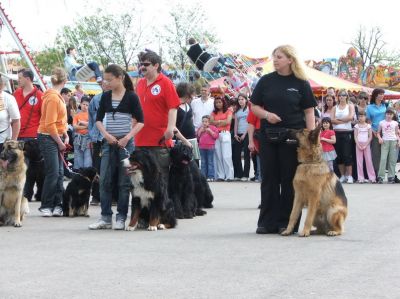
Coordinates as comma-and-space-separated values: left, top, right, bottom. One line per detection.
33, 48, 64, 75
162, 2, 219, 70
55, 8, 150, 70
349, 26, 396, 68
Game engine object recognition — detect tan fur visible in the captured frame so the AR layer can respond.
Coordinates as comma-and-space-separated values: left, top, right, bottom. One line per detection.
0, 140, 28, 227
281, 127, 348, 237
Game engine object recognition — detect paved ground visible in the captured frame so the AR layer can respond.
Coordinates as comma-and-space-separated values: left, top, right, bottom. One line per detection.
1, 181, 400, 299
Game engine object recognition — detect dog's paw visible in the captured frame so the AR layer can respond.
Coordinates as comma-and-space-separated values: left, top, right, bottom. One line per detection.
147, 225, 158, 231
13, 222, 22, 228
195, 209, 207, 216
125, 224, 138, 231
157, 224, 166, 230
298, 230, 311, 237
327, 231, 340, 237
280, 229, 292, 236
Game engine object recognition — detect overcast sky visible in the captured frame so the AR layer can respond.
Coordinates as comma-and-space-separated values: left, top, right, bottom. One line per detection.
1, 0, 399, 61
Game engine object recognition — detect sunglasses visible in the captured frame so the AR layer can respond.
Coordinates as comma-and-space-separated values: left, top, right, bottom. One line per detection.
140, 62, 152, 67
339, 94, 347, 97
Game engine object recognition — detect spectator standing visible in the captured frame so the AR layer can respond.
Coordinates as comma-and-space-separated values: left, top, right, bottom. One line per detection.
321, 94, 336, 119
191, 84, 214, 130
320, 117, 337, 172
377, 108, 400, 183
197, 115, 219, 181
354, 110, 375, 183
192, 71, 207, 96
210, 96, 234, 181
72, 96, 92, 170
366, 88, 387, 175
37, 68, 69, 217
13, 68, 43, 141
232, 93, 250, 181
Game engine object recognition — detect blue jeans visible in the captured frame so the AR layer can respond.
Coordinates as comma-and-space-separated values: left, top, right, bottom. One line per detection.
37, 134, 64, 210
200, 148, 215, 179
74, 147, 92, 169
99, 140, 134, 222
70, 62, 102, 80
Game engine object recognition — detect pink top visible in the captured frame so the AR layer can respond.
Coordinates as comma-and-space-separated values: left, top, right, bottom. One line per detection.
320, 129, 335, 152
211, 110, 232, 132
197, 125, 219, 149
379, 120, 399, 141
354, 123, 371, 143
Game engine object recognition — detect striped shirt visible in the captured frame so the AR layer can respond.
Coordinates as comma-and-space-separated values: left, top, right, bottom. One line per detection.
104, 101, 132, 137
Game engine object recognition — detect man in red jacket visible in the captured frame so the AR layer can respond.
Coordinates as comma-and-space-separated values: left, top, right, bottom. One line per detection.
13, 68, 43, 140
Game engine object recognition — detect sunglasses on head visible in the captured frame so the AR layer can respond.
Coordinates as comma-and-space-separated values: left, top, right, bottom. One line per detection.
140, 62, 151, 67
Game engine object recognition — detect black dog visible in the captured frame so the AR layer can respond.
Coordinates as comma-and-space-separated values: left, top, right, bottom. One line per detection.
62, 167, 98, 217
23, 139, 44, 202
169, 143, 212, 219
124, 149, 176, 231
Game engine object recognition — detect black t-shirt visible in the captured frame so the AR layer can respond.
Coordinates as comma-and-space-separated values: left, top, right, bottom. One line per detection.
176, 104, 196, 139
250, 72, 316, 129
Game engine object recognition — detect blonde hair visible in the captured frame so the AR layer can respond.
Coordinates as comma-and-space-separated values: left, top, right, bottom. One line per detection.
50, 67, 67, 85
273, 45, 308, 81
337, 89, 349, 103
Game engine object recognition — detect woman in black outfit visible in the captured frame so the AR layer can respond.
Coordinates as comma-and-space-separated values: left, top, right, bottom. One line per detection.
250, 45, 316, 234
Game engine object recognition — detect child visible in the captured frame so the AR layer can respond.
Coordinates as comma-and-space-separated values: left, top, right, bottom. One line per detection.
197, 115, 219, 181
320, 117, 337, 172
377, 108, 400, 183
354, 110, 376, 183
72, 96, 92, 170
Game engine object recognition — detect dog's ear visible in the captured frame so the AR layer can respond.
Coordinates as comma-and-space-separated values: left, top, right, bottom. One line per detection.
287, 129, 301, 140
308, 125, 322, 144
18, 141, 25, 150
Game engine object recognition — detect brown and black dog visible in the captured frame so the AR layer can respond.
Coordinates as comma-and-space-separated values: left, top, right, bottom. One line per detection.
0, 140, 29, 227
281, 126, 348, 237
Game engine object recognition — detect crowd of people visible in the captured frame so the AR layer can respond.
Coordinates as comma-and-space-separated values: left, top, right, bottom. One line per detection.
0, 45, 399, 233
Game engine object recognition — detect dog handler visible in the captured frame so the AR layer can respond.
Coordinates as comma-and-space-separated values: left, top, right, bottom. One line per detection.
250, 45, 316, 234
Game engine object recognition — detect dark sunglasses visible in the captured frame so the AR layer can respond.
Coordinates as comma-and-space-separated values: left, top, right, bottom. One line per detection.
140, 62, 152, 67
338, 94, 347, 96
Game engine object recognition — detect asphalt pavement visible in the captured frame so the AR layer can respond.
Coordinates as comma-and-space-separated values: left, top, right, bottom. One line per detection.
1, 181, 400, 299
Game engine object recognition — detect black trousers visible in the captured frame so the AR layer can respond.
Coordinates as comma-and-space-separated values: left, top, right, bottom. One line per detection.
258, 138, 300, 232
232, 134, 250, 178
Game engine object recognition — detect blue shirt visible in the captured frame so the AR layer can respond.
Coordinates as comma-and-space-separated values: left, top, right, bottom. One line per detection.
366, 104, 387, 132
88, 92, 103, 142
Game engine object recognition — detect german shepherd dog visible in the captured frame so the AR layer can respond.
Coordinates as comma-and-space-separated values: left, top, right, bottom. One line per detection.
0, 140, 29, 227
123, 150, 176, 231
62, 167, 98, 217
281, 126, 348, 237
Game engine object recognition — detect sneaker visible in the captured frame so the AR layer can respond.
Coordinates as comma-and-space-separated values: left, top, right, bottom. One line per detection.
346, 176, 354, 184
114, 219, 125, 230
377, 177, 383, 184
339, 176, 347, 183
52, 206, 63, 217
250, 177, 256, 182
88, 219, 112, 230
90, 200, 100, 206
234, 177, 241, 181
241, 177, 249, 182
96, 76, 103, 83
39, 208, 53, 217
388, 177, 395, 184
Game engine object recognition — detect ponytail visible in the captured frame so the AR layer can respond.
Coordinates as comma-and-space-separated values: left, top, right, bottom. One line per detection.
123, 71, 134, 91
104, 64, 133, 91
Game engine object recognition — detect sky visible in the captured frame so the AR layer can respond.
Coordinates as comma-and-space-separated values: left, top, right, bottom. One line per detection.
1, 0, 399, 62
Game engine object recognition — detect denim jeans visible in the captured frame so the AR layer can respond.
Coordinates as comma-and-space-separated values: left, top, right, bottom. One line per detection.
99, 139, 134, 222
200, 148, 215, 179
37, 134, 64, 210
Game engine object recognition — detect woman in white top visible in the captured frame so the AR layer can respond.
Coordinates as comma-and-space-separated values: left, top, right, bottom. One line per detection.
331, 89, 355, 183
0, 75, 21, 152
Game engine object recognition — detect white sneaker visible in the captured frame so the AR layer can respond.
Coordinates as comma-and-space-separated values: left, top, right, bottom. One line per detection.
339, 176, 347, 183
347, 176, 354, 184
88, 219, 112, 230
114, 219, 126, 230
241, 177, 249, 182
52, 206, 63, 217
40, 208, 53, 217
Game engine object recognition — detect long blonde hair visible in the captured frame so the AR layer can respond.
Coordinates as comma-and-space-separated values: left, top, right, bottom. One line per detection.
273, 45, 308, 81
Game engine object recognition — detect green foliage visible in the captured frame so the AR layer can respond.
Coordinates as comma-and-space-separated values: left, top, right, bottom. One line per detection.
161, 2, 219, 70
33, 48, 64, 75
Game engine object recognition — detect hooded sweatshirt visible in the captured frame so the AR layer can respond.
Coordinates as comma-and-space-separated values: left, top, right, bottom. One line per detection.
38, 89, 67, 136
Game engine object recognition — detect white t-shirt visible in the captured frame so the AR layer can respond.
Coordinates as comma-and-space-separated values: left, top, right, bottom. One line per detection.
379, 119, 399, 141
333, 104, 352, 131
190, 97, 214, 130
0, 91, 21, 143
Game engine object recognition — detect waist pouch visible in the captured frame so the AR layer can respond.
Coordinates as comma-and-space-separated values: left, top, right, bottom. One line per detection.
264, 127, 289, 144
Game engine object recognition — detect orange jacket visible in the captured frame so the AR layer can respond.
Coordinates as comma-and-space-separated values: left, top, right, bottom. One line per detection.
38, 89, 67, 136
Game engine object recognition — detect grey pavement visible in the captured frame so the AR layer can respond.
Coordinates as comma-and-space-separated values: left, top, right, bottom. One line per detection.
1, 181, 400, 299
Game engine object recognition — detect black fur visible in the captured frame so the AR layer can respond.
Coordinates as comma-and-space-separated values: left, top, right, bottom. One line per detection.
169, 143, 213, 218
127, 150, 176, 230
23, 139, 44, 202
335, 180, 348, 206
62, 167, 98, 217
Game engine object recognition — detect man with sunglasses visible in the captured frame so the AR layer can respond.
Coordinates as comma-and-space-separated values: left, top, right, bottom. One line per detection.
135, 50, 180, 183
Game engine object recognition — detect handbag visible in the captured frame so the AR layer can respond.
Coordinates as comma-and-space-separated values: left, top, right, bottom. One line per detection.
264, 127, 289, 144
